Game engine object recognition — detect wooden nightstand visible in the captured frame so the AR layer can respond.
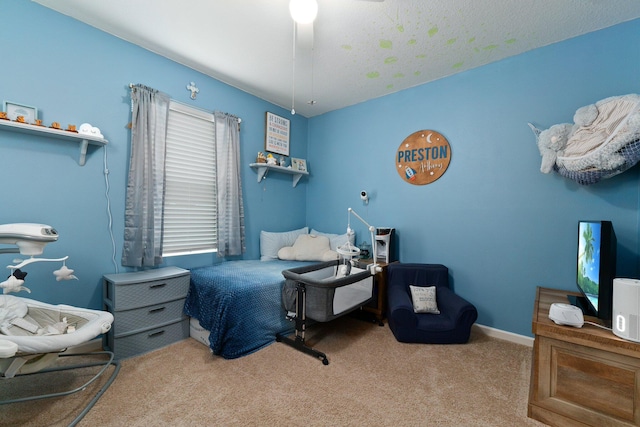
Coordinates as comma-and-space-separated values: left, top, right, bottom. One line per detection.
355, 259, 395, 325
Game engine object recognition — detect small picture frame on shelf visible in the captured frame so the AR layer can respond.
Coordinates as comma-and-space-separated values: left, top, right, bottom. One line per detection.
3, 101, 38, 124
291, 157, 307, 172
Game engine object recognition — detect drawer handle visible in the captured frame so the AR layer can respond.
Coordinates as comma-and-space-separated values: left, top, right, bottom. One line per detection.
148, 306, 166, 314
148, 330, 165, 338
149, 283, 167, 290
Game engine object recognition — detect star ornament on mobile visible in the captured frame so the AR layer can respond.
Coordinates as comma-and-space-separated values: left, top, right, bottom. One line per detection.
395, 130, 452, 185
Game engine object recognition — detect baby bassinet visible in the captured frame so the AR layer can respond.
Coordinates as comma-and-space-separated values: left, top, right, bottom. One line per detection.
277, 260, 374, 364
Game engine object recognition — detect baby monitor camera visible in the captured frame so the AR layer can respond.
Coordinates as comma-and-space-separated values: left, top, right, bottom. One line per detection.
360, 191, 369, 204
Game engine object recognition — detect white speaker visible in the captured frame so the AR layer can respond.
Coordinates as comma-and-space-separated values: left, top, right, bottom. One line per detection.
612, 278, 640, 342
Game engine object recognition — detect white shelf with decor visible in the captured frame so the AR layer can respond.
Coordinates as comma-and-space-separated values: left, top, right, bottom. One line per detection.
0, 119, 108, 166
249, 163, 308, 187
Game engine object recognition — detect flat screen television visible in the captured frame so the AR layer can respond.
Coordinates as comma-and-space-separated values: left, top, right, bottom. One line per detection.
569, 220, 616, 326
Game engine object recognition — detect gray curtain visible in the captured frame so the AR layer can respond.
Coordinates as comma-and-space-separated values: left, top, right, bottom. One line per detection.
122, 84, 170, 267
215, 111, 245, 257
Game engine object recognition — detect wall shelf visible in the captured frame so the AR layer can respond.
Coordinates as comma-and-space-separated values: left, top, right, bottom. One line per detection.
249, 163, 308, 187
0, 119, 108, 166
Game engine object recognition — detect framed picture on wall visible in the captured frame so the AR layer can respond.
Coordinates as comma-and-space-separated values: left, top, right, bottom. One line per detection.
264, 111, 290, 156
3, 101, 38, 124
291, 158, 307, 172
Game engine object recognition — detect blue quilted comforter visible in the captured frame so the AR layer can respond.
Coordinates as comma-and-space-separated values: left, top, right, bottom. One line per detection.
184, 260, 311, 359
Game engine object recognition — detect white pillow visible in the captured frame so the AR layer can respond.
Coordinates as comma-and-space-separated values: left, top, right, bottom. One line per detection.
310, 229, 355, 251
260, 227, 308, 261
277, 234, 338, 261
409, 285, 440, 314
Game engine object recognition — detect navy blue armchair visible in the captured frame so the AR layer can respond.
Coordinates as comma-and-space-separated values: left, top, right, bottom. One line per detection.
387, 263, 478, 344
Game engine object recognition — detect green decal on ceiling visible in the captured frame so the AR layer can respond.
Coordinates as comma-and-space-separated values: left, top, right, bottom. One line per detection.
416, 54, 426, 59
385, 56, 398, 64
407, 39, 417, 46
484, 44, 499, 51
396, 25, 404, 33
447, 38, 457, 45
367, 71, 380, 79
393, 73, 405, 78
428, 26, 438, 37
452, 62, 464, 69
468, 37, 476, 43
341, 44, 352, 50
414, 71, 421, 76
505, 38, 516, 44
380, 39, 393, 49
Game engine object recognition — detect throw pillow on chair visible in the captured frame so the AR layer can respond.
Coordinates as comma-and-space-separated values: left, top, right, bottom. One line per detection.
409, 285, 440, 314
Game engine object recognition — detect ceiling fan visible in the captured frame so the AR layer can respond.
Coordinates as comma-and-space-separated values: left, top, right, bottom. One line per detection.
290, 0, 385, 51
289, 0, 384, 113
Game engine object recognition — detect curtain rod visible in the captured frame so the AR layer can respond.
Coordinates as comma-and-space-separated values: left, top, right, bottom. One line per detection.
128, 83, 241, 123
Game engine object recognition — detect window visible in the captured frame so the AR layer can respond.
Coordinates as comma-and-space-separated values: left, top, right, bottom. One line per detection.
162, 101, 217, 256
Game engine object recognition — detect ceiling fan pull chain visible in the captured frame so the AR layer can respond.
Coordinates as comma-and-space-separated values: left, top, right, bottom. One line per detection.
291, 21, 297, 115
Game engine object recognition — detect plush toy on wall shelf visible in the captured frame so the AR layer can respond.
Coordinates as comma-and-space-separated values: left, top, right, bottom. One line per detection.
534, 123, 573, 174
530, 93, 640, 185
266, 153, 278, 165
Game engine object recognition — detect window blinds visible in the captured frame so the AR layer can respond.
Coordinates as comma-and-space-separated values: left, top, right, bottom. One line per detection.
162, 101, 217, 256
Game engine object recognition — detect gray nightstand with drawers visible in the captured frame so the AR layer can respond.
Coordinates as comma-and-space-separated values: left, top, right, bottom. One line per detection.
103, 266, 190, 359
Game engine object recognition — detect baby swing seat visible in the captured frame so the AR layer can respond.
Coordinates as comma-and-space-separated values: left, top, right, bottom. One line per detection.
0, 222, 120, 426
0, 294, 119, 426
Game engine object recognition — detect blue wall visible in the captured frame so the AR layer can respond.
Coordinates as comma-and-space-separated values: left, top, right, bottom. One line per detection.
1, 2, 639, 338
0, 2, 309, 309
307, 19, 640, 336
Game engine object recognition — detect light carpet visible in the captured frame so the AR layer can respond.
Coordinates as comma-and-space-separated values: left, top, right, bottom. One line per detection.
1, 316, 547, 426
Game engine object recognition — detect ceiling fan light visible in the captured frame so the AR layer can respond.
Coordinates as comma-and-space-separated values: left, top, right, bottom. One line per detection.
289, 0, 318, 24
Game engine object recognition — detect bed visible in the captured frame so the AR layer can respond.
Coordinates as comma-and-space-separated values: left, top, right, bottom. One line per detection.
183, 260, 313, 359
184, 227, 358, 359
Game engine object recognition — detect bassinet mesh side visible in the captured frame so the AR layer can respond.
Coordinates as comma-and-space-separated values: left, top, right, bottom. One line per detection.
281, 263, 374, 323
554, 138, 640, 185
282, 278, 337, 322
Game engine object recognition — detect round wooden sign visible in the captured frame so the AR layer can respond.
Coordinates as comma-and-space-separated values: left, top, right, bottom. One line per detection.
395, 130, 451, 185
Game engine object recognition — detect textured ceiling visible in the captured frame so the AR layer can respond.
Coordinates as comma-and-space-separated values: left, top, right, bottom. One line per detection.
33, 0, 640, 117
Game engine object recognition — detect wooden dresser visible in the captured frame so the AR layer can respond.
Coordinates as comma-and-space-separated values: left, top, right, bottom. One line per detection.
103, 266, 190, 359
529, 287, 640, 426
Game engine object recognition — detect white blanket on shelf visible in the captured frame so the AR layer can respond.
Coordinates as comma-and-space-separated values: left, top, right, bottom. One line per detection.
563, 96, 639, 158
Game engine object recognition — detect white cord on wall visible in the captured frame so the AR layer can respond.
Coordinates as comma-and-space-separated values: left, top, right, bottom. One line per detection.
103, 146, 118, 274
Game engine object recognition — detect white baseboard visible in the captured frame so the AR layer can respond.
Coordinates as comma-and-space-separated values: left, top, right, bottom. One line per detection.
474, 324, 534, 347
